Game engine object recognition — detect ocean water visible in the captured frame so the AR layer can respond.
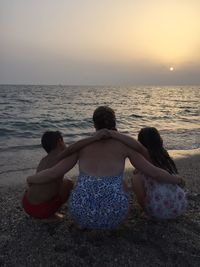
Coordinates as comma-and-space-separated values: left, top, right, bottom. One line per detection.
0, 85, 199, 183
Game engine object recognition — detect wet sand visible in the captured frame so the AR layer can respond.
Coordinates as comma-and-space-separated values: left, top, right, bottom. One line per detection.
0, 150, 200, 266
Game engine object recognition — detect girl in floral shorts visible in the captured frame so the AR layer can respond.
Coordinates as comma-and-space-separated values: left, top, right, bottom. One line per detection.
140, 175, 186, 219
132, 127, 186, 219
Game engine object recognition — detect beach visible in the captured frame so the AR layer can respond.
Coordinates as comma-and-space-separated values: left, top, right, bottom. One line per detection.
1, 0, 200, 264
1, 149, 200, 267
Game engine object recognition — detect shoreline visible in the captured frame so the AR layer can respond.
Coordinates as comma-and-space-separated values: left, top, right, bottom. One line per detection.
0, 148, 199, 187
1, 149, 200, 266
169, 148, 200, 159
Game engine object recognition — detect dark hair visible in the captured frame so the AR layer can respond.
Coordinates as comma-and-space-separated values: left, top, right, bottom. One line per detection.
138, 127, 178, 174
93, 106, 117, 130
41, 131, 63, 153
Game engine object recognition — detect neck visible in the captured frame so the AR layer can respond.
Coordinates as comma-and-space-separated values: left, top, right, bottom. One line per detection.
48, 146, 64, 156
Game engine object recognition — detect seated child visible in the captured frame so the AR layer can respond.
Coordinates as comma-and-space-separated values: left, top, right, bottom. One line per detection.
22, 130, 108, 219
110, 128, 186, 220
133, 127, 187, 219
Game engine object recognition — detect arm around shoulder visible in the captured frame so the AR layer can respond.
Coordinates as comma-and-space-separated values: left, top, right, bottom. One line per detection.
110, 131, 149, 160
27, 153, 78, 185
57, 129, 110, 161
128, 150, 184, 185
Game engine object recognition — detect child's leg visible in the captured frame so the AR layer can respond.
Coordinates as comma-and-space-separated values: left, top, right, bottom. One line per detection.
59, 178, 74, 203
132, 174, 146, 210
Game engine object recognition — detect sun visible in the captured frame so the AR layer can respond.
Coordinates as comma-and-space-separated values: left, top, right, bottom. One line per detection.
170, 67, 174, 71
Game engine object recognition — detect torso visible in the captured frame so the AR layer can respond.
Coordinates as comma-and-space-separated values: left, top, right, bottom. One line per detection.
27, 153, 63, 204
68, 139, 131, 229
78, 139, 127, 176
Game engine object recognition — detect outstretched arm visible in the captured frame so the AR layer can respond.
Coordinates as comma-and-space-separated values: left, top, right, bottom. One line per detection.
110, 130, 149, 160
27, 153, 78, 185
128, 149, 184, 186
56, 129, 110, 161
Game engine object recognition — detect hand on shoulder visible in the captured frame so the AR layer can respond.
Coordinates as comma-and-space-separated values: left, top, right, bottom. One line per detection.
94, 129, 111, 140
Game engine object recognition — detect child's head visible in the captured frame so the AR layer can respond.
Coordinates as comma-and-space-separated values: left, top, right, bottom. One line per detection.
138, 127, 163, 150
41, 131, 65, 153
138, 127, 178, 174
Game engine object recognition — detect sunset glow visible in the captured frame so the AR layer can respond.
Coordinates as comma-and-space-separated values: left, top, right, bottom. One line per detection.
0, 0, 200, 84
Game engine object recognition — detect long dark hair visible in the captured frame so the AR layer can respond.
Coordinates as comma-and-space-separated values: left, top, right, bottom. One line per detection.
138, 127, 178, 174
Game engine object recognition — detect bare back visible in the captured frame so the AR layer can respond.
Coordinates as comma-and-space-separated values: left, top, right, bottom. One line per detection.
79, 139, 128, 177
27, 153, 63, 204
78, 138, 160, 180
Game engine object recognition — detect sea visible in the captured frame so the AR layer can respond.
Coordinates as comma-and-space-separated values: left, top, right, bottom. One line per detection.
0, 85, 199, 185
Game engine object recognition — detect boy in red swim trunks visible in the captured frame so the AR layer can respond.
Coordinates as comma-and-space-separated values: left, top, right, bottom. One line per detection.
22, 130, 107, 219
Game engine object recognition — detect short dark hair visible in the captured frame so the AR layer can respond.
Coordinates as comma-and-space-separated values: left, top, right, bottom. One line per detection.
41, 131, 63, 153
93, 106, 117, 130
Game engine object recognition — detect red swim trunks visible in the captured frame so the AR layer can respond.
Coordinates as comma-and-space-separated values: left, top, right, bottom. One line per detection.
22, 193, 63, 219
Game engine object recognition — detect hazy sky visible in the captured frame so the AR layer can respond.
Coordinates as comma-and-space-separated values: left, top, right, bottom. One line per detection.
1, 0, 200, 85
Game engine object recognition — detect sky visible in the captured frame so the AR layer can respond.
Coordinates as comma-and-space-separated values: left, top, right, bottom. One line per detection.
0, 0, 200, 85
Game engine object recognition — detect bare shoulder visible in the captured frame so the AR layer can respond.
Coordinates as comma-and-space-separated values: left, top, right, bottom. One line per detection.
36, 155, 56, 172
122, 144, 151, 162
79, 138, 127, 154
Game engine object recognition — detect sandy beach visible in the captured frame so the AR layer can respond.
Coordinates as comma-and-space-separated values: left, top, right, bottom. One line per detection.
1, 0, 200, 265
1, 149, 200, 266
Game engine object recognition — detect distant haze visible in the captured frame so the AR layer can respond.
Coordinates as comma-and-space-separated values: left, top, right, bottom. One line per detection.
1, 0, 200, 85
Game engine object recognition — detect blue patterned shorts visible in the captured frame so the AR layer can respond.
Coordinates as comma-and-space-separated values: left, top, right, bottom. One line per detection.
69, 172, 129, 229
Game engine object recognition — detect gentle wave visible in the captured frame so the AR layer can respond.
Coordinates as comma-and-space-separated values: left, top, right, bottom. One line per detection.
0, 167, 35, 175
0, 85, 199, 151
0, 144, 41, 152
0, 85, 200, 180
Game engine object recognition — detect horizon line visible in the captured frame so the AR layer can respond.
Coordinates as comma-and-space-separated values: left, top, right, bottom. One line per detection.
0, 83, 200, 87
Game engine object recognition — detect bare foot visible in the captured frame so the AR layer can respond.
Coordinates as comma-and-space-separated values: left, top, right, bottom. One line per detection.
40, 212, 65, 223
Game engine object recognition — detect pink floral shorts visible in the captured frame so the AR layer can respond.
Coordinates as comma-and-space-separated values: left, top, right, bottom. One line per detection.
142, 176, 187, 219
